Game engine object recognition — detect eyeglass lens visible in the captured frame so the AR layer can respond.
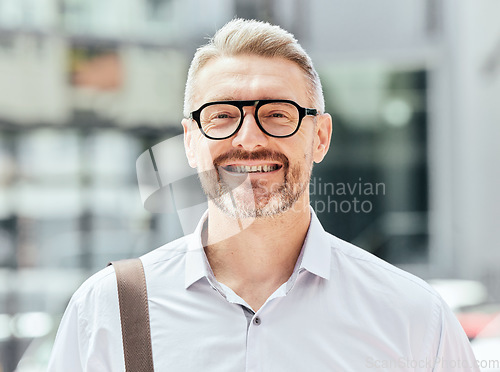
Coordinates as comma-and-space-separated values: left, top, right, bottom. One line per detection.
199, 102, 300, 138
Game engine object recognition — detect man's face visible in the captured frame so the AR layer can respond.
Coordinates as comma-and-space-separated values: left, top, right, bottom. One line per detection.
182, 55, 331, 219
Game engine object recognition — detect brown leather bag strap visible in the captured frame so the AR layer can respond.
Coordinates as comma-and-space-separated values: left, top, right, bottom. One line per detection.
109, 259, 154, 372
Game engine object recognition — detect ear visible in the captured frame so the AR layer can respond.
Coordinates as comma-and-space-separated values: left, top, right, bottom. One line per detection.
312, 113, 333, 163
182, 118, 198, 168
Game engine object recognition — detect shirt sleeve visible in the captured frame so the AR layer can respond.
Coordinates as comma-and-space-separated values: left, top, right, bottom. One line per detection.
432, 298, 480, 372
47, 296, 84, 372
46, 268, 124, 372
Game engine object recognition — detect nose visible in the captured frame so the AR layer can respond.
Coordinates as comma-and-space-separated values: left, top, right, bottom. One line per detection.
231, 108, 269, 151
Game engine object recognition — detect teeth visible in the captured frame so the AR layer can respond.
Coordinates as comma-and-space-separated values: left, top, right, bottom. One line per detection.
226, 164, 279, 173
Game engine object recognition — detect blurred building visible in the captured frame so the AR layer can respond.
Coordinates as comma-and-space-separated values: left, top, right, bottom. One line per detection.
0, 0, 499, 370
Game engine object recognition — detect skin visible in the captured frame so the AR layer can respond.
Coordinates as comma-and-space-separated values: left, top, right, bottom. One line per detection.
182, 55, 332, 311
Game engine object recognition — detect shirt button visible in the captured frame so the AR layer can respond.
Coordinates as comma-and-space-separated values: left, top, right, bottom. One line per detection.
253, 316, 261, 326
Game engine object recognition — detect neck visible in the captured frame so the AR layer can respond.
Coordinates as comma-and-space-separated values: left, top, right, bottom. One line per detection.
203, 197, 311, 310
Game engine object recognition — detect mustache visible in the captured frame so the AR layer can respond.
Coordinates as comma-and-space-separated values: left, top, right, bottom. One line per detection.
212, 149, 289, 169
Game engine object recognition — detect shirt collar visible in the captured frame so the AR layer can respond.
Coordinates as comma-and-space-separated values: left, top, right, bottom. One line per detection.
298, 206, 332, 280
184, 209, 214, 289
184, 207, 332, 290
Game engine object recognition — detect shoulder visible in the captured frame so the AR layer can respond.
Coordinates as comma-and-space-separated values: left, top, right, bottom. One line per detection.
325, 232, 443, 312
323, 233, 460, 358
140, 233, 193, 269
324, 237, 477, 365
71, 234, 193, 307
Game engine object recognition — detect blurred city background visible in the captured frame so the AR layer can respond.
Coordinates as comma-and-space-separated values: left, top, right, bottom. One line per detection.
0, 0, 499, 371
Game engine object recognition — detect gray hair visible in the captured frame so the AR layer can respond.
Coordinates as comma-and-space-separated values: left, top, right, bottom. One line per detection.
183, 18, 325, 118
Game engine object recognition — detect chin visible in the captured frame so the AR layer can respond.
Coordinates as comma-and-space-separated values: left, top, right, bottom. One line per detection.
212, 191, 303, 220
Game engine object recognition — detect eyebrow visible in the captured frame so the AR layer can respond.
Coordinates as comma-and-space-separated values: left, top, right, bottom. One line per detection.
207, 96, 234, 102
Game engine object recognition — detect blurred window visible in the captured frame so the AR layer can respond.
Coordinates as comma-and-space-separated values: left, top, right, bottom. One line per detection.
314, 63, 428, 264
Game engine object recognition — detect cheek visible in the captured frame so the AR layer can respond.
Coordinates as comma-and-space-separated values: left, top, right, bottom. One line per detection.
287, 134, 315, 164
192, 138, 225, 172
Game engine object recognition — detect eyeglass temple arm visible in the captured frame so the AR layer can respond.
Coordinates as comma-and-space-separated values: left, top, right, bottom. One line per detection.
305, 108, 318, 116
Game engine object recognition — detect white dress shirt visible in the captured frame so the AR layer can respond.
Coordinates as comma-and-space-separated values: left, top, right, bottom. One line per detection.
48, 209, 479, 371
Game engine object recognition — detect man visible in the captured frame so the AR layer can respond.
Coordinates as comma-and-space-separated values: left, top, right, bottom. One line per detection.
48, 19, 478, 371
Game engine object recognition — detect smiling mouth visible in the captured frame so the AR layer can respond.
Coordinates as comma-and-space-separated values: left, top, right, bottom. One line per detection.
222, 164, 282, 173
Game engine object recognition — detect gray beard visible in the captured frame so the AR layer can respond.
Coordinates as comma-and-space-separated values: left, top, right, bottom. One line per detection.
198, 163, 310, 219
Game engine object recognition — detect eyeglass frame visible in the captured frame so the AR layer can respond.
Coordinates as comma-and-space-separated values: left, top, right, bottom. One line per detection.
189, 99, 319, 140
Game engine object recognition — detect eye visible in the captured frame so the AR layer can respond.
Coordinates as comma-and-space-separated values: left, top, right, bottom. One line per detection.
208, 111, 236, 121
201, 103, 240, 122
264, 111, 292, 120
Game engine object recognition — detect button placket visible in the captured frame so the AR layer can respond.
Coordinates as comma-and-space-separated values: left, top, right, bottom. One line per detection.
246, 313, 263, 371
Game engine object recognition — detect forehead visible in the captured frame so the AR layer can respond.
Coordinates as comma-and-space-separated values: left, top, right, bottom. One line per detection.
193, 55, 310, 108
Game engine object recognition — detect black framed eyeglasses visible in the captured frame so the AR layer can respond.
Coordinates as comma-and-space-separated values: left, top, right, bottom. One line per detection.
189, 99, 318, 140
